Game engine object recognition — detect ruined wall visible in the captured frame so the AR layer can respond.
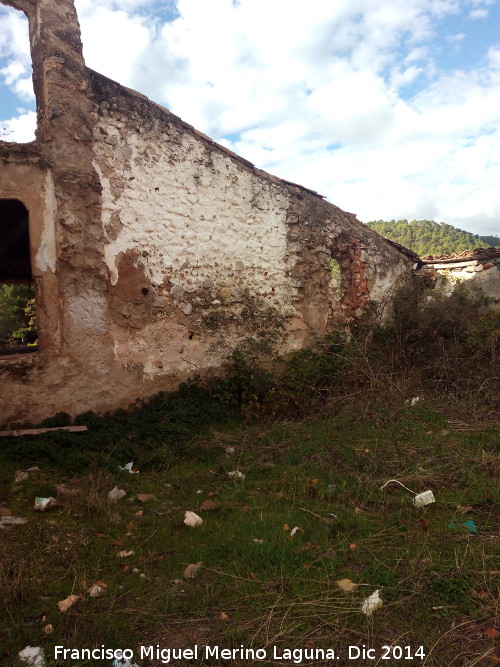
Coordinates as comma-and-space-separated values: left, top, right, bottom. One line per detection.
415, 249, 500, 308
0, 0, 414, 425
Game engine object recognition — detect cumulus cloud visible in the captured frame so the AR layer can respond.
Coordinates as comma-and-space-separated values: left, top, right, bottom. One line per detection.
0, 0, 499, 236
1, 110, 36, 143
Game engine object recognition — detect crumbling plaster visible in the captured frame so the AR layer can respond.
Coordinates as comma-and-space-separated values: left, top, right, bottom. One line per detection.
0, 0, 415, 425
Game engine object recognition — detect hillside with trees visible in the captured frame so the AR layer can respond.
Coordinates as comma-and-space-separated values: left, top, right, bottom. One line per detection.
366, 219, 500, 256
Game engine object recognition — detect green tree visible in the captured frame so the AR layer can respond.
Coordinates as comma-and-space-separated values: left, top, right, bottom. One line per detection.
366, 219, 499, 256
0, 284, 37, 347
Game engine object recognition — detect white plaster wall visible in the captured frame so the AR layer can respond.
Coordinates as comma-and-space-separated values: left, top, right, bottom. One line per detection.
35, 170, 57, 273
93, 120, 298, 313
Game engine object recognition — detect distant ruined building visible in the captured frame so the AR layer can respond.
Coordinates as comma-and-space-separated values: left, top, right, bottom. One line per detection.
1, 0, 498, 424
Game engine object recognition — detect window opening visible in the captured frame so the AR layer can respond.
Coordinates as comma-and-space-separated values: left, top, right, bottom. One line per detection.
0, 199, 38, 354
330, 258, 344, 300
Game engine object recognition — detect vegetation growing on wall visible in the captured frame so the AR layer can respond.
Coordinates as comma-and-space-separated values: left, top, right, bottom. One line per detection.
366, 219, 499, 256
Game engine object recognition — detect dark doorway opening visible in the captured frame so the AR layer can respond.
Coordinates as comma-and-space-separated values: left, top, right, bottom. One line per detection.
0, 199, 38, 354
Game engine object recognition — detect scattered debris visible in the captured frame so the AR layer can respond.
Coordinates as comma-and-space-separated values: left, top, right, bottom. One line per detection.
336, 578, 358, 592
18, 646, 46, 667
252, 538, 265, 544
57, 594, 81, 612
183, 562, 203, 579
117, 550, 135, 558
361, 590, 383, 616
290, 526, 302, 537
414, 490, 435, 507
349, 543, 357, 550
405, 396, 421, 406
0, 426, 87, 437
136, 494, 157, 503
108, 487, 126, 501
88, 581, 108, 597
225, 446, 235, 455
381, 479, 435, 507
14, 471, 30, 484
448, 521, 478, 535
220, 612, 229, 620
228, 470, 245, 480
0, 515, 27, 529
42, 624, 53, 635
34, 497, 57, 512
283, 524, 290, 532
183, 511, 203, 527
117, 462, 139, 473
111, 658, 140, 667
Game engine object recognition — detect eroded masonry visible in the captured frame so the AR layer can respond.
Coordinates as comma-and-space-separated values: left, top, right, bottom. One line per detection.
0, 0, 447, 424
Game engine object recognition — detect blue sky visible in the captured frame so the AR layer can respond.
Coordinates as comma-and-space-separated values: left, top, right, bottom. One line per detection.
1, 0, 499, 237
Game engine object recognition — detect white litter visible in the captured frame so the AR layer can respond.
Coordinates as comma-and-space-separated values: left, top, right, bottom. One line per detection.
381, 479, 435, 507
34, 497, 57, 511
290, 526, 302, 537
108, 487, 126, 501
183, 511, 203, 527
112, 658, 140, 667
117, 462, 138, 473
228, 470, 245, 480
361, 589, 383, 616
405, 396, 421, 406
88, 581, 108, 597
18, 646, 46, 667
0, 515, 27, 528
414, 489, 436, 507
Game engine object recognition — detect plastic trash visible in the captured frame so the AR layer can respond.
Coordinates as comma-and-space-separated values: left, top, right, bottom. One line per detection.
414, 490, 435, 507
88, 581, 108, 597
34, 497, 57, 512
183, 511, 203, 527
381, 479, 435, 507
108, 487, 126, 501
361, 590, 383, 616
18, 646, 46, 667
405, 396, 421, 406
0, 515, 28, 528
448, 520, 478, 535
117, 462, 139, 474
228, 470, 245, 480
57, 594, 81, 612
112, 658, 140, 667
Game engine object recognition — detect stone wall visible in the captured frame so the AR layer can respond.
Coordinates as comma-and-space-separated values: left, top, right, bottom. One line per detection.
415, 249, 500, 307
0, 0, 414, 425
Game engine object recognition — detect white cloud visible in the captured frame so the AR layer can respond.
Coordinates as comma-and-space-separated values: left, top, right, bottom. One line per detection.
1, 110, 36, 143
469, 7, 489, 17
0, 0, 499, 236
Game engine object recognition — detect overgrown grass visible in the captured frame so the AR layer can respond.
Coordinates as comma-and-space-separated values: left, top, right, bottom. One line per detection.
1, 296, 499, 666
1, 404, 498, 666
